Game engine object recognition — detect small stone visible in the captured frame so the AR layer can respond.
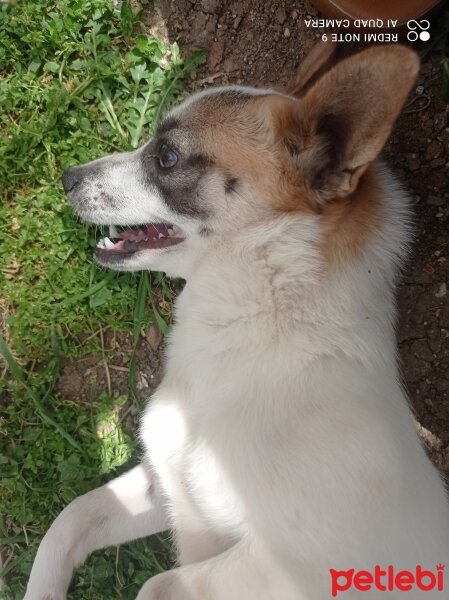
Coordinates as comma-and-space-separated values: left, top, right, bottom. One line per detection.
291, 9, 299, 20
284, 27, 291, 37
233, 15, 242, 29
207, 39, 225, 70
416, 423, 442, 451
439, 128, 449, 144
435, 282, 447, 298
406, 153, 420, 171
137, 373, 149, 390
426, 140, 443, 161
275, 6, 286, 24
415, 84, 424, 95
147, 324, 163, 351
205, 15, 218, 34
434, 112, 448, 131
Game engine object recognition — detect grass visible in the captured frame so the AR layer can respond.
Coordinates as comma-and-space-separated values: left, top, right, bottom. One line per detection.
0, 1, 204, 597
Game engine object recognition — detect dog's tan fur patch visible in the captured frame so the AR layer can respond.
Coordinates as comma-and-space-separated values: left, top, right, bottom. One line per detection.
320, 165, 383, 265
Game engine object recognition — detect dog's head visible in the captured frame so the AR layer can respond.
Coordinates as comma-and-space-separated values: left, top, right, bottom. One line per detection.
63, 43, 418, 278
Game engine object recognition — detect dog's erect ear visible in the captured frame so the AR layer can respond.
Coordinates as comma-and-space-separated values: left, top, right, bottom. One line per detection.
279, 45, 419, 202
289, 40, 338, 98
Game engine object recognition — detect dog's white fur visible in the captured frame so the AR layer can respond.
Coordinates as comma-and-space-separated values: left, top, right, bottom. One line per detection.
26, 46, 449, 600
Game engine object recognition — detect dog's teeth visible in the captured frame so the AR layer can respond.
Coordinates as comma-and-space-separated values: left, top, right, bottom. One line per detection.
104, 237, 115, 249
109, 225, 119, 238
97, 239, 106, 248
158, 233, 164, 239
167, 227, 174, 236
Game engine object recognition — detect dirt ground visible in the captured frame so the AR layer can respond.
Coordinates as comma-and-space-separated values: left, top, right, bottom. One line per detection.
60, 1, 449, 475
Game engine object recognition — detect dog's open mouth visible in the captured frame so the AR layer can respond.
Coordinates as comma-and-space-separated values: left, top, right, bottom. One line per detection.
95, 223, 185, 259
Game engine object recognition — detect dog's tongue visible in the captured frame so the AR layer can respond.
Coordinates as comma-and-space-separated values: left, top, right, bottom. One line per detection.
96, 223, 184, 255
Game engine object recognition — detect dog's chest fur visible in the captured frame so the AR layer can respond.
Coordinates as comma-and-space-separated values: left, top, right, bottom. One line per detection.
140, 248, 320, 551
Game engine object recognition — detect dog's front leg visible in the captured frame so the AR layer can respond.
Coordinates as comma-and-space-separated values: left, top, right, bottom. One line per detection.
135, 540, 299, 600
25, 464, 168, 600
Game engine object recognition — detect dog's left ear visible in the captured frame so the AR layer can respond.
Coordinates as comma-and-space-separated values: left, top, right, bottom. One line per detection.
278, 45, 419, 202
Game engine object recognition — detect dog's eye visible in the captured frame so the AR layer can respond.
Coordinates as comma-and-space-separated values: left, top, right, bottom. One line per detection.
158, 144, 178, 169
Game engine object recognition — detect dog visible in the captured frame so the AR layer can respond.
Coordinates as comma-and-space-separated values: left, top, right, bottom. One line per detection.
25, 42, 449, 599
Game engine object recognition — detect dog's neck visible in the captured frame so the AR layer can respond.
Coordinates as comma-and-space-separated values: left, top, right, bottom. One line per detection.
173, 166, 409, 371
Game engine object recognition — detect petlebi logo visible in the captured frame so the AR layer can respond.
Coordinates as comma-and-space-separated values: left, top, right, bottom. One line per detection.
407, 19, 431, 42
330, 564, 445, 597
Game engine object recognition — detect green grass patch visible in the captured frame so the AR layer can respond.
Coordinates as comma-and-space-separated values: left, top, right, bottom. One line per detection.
0, 1, 204, 597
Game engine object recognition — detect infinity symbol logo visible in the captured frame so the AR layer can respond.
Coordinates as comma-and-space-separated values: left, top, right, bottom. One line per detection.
406, 20, 431, 42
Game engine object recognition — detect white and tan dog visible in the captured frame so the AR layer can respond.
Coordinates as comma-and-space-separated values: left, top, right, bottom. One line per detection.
25, 43, 449, 599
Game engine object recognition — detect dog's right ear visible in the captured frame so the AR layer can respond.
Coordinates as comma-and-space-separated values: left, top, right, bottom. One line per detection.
288, 40, 338, 98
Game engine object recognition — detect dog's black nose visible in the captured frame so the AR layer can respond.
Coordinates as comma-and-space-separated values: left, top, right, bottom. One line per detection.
61, 167, 82, 193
